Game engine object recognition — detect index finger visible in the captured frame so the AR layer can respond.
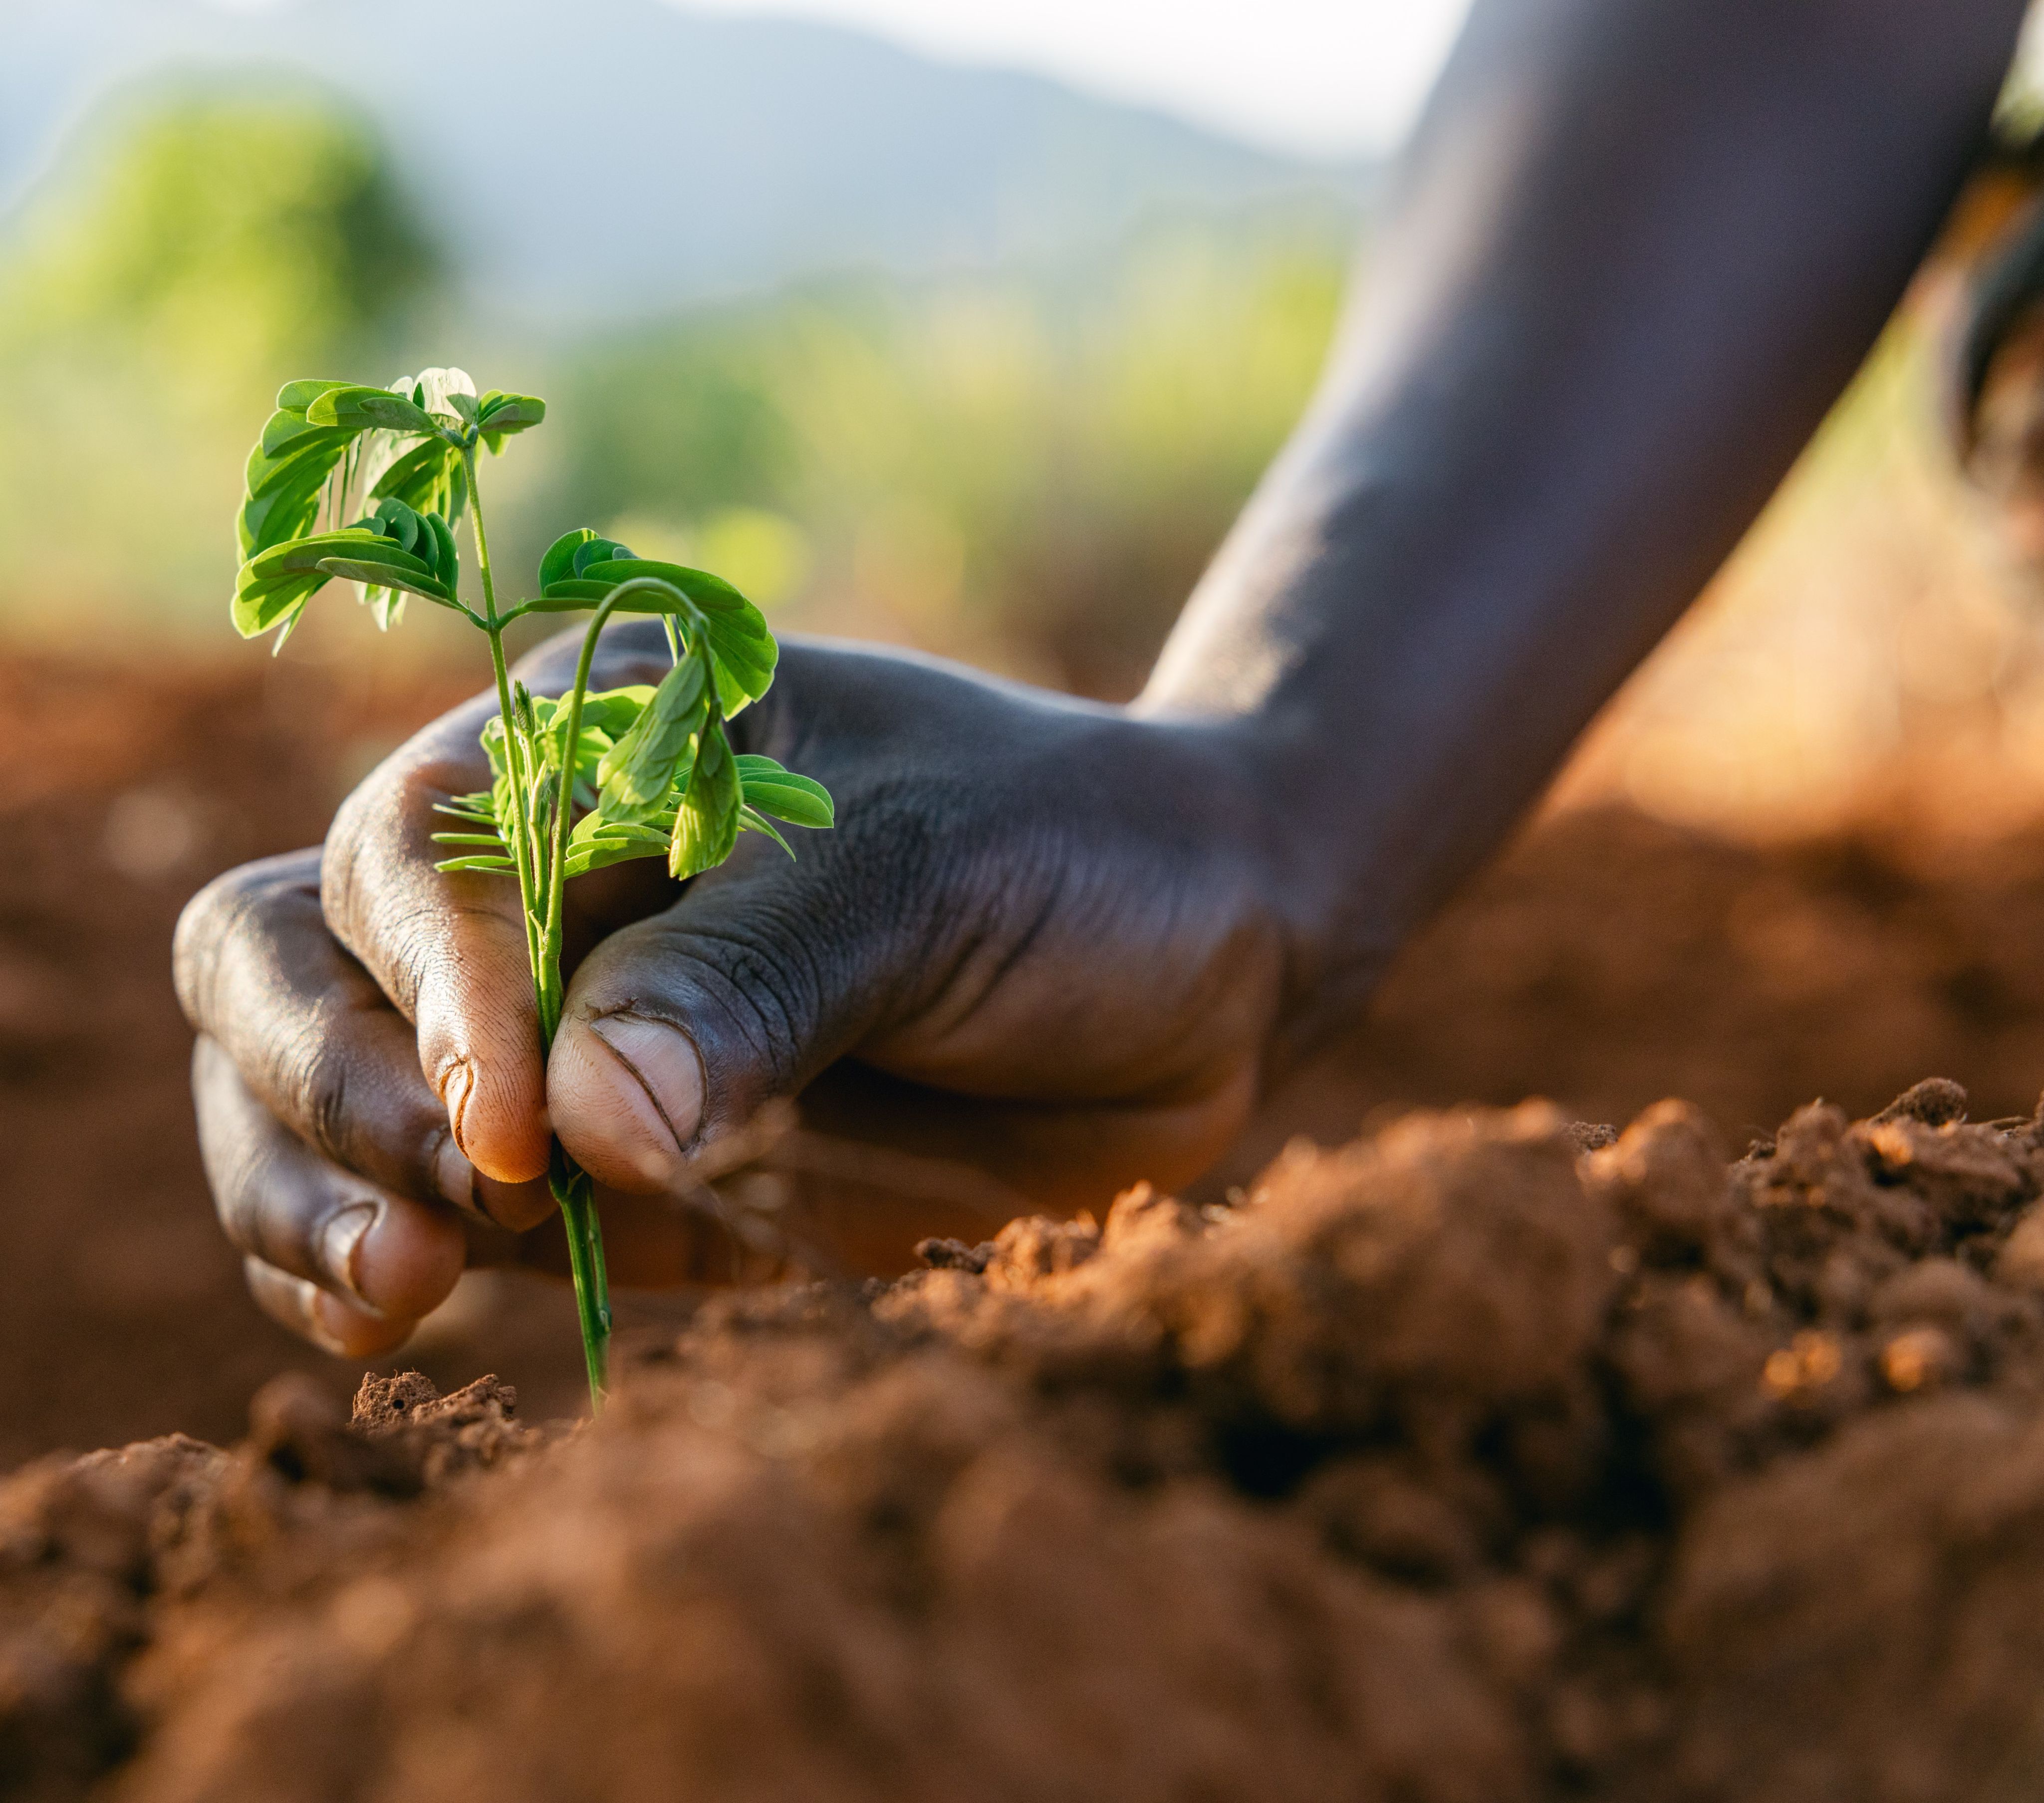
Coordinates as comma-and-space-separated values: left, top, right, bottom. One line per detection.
321, 687, 552, 1186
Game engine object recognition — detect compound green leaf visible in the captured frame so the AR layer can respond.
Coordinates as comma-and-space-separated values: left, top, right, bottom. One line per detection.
576, 558, 776, 715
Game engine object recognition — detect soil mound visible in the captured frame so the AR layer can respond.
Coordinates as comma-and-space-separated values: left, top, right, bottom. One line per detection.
11, 1081, 2044, 1801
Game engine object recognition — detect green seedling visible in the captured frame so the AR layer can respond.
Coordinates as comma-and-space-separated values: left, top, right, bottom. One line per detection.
230, 367, 834, 1407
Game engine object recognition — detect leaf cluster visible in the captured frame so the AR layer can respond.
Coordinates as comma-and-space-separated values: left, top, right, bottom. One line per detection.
434, 671, 831, 884
231, 368, 544, 640
235, 363, 832, 893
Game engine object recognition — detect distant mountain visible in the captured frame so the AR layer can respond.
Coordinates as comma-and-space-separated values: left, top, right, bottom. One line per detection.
1, 0, 1370, 320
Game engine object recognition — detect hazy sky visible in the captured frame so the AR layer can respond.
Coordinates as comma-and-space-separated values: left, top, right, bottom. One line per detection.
674, 0, 1476, 158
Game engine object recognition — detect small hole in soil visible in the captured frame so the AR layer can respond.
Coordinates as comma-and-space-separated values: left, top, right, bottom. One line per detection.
1214, 1421, 1328, 1499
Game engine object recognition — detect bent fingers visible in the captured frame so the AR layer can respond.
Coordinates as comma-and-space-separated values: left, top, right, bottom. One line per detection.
194, 1036, 466, 1355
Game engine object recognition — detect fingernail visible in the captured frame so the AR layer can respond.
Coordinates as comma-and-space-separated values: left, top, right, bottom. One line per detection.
308, 1286, 397, 1359
440, 1057, 476, 1158
319, 1201, 380, 1306
586, 1015, 705, 1178
433, 1132, 476, 1212
305, 1287, 356, 1355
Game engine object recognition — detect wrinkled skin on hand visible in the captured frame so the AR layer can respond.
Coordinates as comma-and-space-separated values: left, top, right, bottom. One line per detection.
176, 0, 2032, 1354
174, 626, 1296, 1353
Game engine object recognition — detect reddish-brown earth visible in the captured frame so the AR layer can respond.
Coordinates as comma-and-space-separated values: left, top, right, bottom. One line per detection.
10, 652, 2044, 1797
14, 1081, 2044, 1800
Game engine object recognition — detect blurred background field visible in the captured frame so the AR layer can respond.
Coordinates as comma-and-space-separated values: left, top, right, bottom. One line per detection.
0, 0, 1371, 706
6, 0, 2044, 829
9, 0, 2044, 1460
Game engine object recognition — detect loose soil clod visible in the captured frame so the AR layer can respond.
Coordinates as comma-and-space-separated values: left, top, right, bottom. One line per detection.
11, 1082, 2044, 1800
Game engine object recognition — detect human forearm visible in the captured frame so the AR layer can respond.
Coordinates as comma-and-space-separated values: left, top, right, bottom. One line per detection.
1141, 0, 2026, 1010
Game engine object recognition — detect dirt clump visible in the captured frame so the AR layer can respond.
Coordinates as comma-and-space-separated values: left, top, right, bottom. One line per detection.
9, 1084, 2044, 1799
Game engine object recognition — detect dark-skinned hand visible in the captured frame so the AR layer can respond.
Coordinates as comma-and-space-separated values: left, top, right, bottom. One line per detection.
175, 625, 1298, 1354
176, 0, 2032, 1355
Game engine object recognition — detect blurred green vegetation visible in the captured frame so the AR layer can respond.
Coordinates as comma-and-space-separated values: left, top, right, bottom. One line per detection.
0, 89, 1349, 694
0, 90, 441, 625
532, 231, 1345, 693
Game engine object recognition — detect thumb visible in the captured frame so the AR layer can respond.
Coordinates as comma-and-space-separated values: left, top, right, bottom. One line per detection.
547, 848, 895, 1193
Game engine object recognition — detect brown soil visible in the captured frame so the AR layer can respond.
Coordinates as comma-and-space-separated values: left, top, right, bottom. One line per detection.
13, 652, 2044, 1796
13, 1080, 2044, 1800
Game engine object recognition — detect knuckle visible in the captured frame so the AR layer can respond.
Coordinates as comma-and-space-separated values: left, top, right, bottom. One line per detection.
172, 851, 319, 1030
297, 1028, 354, 1167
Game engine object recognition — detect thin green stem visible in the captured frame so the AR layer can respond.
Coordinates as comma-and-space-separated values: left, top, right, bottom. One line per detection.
462, 440, 613, 1408
552, 1148, 610, 1401
463, 447, 543, 975
534, 578, 697, 1411
538, 577, 692, 1039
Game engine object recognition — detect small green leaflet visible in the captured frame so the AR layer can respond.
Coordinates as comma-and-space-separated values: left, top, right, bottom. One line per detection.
564, 813, 672, 880
537, 527, 599, 590
595, 654, 709, 824
668, 719, 743, 879
734, 754, 835, 830
478, 391, 546, 453
305, 384, 439, 435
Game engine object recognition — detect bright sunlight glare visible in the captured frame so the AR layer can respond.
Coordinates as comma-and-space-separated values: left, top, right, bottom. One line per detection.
665, 0, 1476, 159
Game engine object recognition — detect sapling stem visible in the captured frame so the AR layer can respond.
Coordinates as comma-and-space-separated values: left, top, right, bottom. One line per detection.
232, 371, 832, 1422
462, 449, 545, 975
460, 443, 614, 1408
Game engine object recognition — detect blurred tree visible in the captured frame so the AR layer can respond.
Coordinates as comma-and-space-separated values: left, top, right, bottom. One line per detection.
0, 88, 439, 405
0, 88, 444, 632
532, 214, 1347, 696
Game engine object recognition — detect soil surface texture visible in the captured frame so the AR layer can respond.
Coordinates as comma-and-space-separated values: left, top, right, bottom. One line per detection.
10, 1079, 2044, 1799
12, 653, 2044, 1796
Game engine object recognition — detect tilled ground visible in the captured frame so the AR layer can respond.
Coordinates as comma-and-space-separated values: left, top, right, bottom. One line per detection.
13, 653, 2044, 1796
11, 1079, 2044, 1800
